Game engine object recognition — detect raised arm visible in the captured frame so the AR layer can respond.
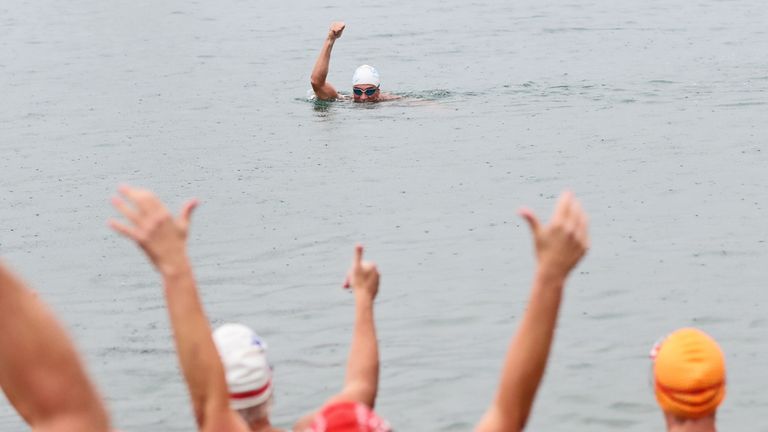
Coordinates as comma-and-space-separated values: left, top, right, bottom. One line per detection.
0, 262, 110, 432
293, 244, 381, 430
109, 186, 247, 432
310, 21, 345, 100
475, 191, 589, 432
335, 244, 380, 407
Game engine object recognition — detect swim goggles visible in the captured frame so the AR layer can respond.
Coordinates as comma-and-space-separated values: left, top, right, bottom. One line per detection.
353, 86, 379, 96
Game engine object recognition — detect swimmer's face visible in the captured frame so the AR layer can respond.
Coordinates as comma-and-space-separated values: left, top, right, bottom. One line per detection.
353, 84, 380, 102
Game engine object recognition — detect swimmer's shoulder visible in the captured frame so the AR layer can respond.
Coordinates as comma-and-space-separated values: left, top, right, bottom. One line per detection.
379, 93, 401, 101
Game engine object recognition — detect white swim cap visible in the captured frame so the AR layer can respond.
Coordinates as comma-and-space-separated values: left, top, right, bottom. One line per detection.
352, 65, 380, 87
213, 323, 273, 410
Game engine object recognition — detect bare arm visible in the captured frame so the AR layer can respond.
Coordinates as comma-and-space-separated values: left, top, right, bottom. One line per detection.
310, 22, 344, 100
294, 245, 380, 430
110, 186, 247, 432
476, 191, 589, 432
0, 262, 110, 432
335, 245, 380, 407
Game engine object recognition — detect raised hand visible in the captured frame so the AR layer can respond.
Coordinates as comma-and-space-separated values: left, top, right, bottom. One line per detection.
109, 185, 198, 275
474, 192, 589, 432
519, 191, 589, 280
343, 244, 379, 301
328, 21, 346, 40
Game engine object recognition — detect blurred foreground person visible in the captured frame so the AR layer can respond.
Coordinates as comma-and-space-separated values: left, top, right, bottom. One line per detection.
0, 261, 111, 431
650, 328, 725, 432
110, 185, 390, 432
475, 191, 590, 432
211, 323, 275, 429
310, 21, 399, 102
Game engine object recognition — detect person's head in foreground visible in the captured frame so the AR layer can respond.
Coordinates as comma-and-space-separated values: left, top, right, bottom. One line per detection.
352, 65, 381, 102
651, 327, 726, 431
213, 323, 274, 429
308, 401, 391, 432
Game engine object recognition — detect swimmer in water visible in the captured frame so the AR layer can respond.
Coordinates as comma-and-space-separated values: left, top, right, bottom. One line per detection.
475, 191, 590, 432
650, 328, 725, 432
310, 21, 399, 102
0, 260, 112, 431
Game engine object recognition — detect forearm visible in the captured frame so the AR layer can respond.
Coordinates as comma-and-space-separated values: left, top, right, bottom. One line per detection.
0, 264, 109, 430
492, 267, 566, 428
343, 295, 379, 407
311, 38, 335, 85
161, 259, 230, 424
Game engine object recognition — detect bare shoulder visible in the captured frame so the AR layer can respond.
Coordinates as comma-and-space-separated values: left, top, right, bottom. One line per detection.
379, 93, 401, 101
292, 412, 316, 431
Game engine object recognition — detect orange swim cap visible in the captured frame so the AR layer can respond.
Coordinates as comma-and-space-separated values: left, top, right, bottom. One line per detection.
653, 328, 726, 419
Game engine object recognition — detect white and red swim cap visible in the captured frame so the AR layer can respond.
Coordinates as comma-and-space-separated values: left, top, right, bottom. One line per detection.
213, 323, 273, 410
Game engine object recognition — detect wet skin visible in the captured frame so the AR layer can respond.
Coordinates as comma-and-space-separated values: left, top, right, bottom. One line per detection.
352, 84, 380, 102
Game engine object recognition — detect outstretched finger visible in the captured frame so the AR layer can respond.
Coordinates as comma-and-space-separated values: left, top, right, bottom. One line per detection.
109, 219, 142, 241
353, 244, 364, 267
580, 214, 590, 250
573, 199, 589, 245
342, 273, 351, 289
551, 190, 574, 224
118, 185, 158, 214
177, 199, 199, 230
570, 197, 582, 226
563, 197, 582, 235
518, 207, 541, 236
111, 196, 141, 225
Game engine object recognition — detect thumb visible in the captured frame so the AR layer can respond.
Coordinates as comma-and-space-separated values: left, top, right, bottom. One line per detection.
518, 207, 541, 236
177, 199, 199, 230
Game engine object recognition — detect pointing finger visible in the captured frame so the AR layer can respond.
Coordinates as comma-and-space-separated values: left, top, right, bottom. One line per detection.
353, 244, 364, 267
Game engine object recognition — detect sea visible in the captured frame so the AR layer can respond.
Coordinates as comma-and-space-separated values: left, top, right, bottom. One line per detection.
1, 0, 767, 430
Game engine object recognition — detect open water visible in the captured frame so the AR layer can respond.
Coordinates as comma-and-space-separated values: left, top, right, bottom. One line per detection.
1, 0, 767, 430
